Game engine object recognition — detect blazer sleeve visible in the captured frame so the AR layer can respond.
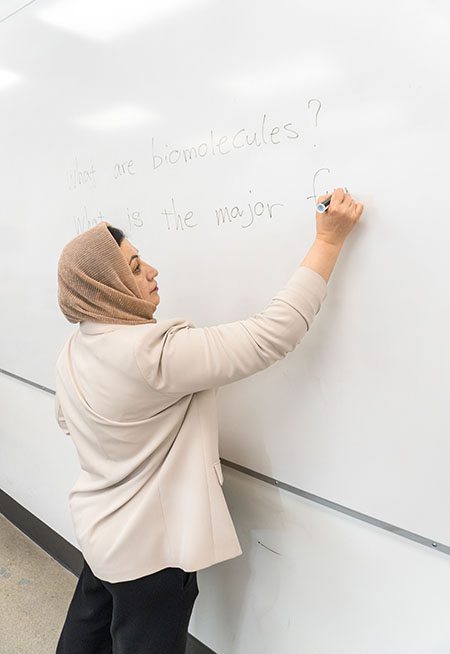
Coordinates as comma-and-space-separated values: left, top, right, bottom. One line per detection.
135, 265, 328, 395
55, 395, 70, 435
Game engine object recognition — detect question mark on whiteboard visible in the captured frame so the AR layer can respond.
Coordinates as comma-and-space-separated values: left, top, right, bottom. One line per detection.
308, 98, 322, 127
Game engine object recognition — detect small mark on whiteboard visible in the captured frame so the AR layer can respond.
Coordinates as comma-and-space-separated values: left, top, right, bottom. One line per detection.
257, 541, 281, 556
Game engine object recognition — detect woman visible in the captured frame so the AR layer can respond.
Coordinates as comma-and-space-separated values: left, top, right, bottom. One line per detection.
54, 188, 363, 653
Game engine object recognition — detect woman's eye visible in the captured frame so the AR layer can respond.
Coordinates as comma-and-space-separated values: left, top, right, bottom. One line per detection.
134, 263, 141, 273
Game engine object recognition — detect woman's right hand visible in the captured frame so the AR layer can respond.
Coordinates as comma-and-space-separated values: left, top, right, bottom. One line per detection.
315, 188, 364, 247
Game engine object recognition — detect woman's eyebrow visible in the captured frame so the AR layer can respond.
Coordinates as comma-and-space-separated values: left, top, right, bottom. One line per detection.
129, 252, 139, 265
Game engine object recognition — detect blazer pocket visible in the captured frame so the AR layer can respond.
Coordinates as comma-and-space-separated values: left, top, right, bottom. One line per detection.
213, 459, 224, 486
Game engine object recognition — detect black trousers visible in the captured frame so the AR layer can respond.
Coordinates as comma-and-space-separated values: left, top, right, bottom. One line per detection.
56, 558, 199, 654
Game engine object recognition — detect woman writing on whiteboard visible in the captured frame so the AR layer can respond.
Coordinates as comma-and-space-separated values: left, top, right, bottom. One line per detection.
54, 188, 363, 654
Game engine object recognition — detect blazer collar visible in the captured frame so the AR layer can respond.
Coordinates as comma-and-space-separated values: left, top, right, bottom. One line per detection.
80, 321, 125, 335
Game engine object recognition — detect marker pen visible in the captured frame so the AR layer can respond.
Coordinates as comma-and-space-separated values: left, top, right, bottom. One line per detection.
316, 187, 349, 213
316, 196, 332, 213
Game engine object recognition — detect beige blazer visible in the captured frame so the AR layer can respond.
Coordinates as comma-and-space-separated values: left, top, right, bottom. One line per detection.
55, 264, 327, 582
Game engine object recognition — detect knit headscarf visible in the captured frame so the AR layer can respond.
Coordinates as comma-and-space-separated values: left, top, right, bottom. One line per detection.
57, 221, 157, 325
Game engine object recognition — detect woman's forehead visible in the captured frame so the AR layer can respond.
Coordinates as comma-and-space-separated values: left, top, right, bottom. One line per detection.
121, 239, 138, 254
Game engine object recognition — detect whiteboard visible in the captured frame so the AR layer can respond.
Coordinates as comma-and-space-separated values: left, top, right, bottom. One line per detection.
1, 0, 449, 545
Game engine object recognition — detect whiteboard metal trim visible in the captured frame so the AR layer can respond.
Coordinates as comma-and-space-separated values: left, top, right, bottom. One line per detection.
0, 0, 37, 25
221, 457, 450, 556
0, 367, 54, 394
2, 366, 449, 557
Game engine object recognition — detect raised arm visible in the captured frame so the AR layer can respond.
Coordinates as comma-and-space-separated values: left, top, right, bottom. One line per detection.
135, 189, 364, 395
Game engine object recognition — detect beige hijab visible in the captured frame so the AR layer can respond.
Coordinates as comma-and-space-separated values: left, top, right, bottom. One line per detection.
57, 221, 157, 325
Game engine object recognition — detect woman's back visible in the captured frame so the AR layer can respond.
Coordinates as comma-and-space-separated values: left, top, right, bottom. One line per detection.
56, 315, 244, 583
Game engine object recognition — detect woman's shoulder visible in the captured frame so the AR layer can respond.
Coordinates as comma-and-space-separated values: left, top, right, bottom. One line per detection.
79, 317, 194, 336
125, 317, 196, 351
132, 316, 195, 335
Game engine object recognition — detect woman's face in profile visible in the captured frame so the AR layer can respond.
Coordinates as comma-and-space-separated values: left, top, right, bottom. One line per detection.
119, 238, 160, 307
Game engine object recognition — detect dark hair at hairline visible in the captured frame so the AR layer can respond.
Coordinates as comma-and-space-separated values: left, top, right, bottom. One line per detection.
106, 225, 126, 247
